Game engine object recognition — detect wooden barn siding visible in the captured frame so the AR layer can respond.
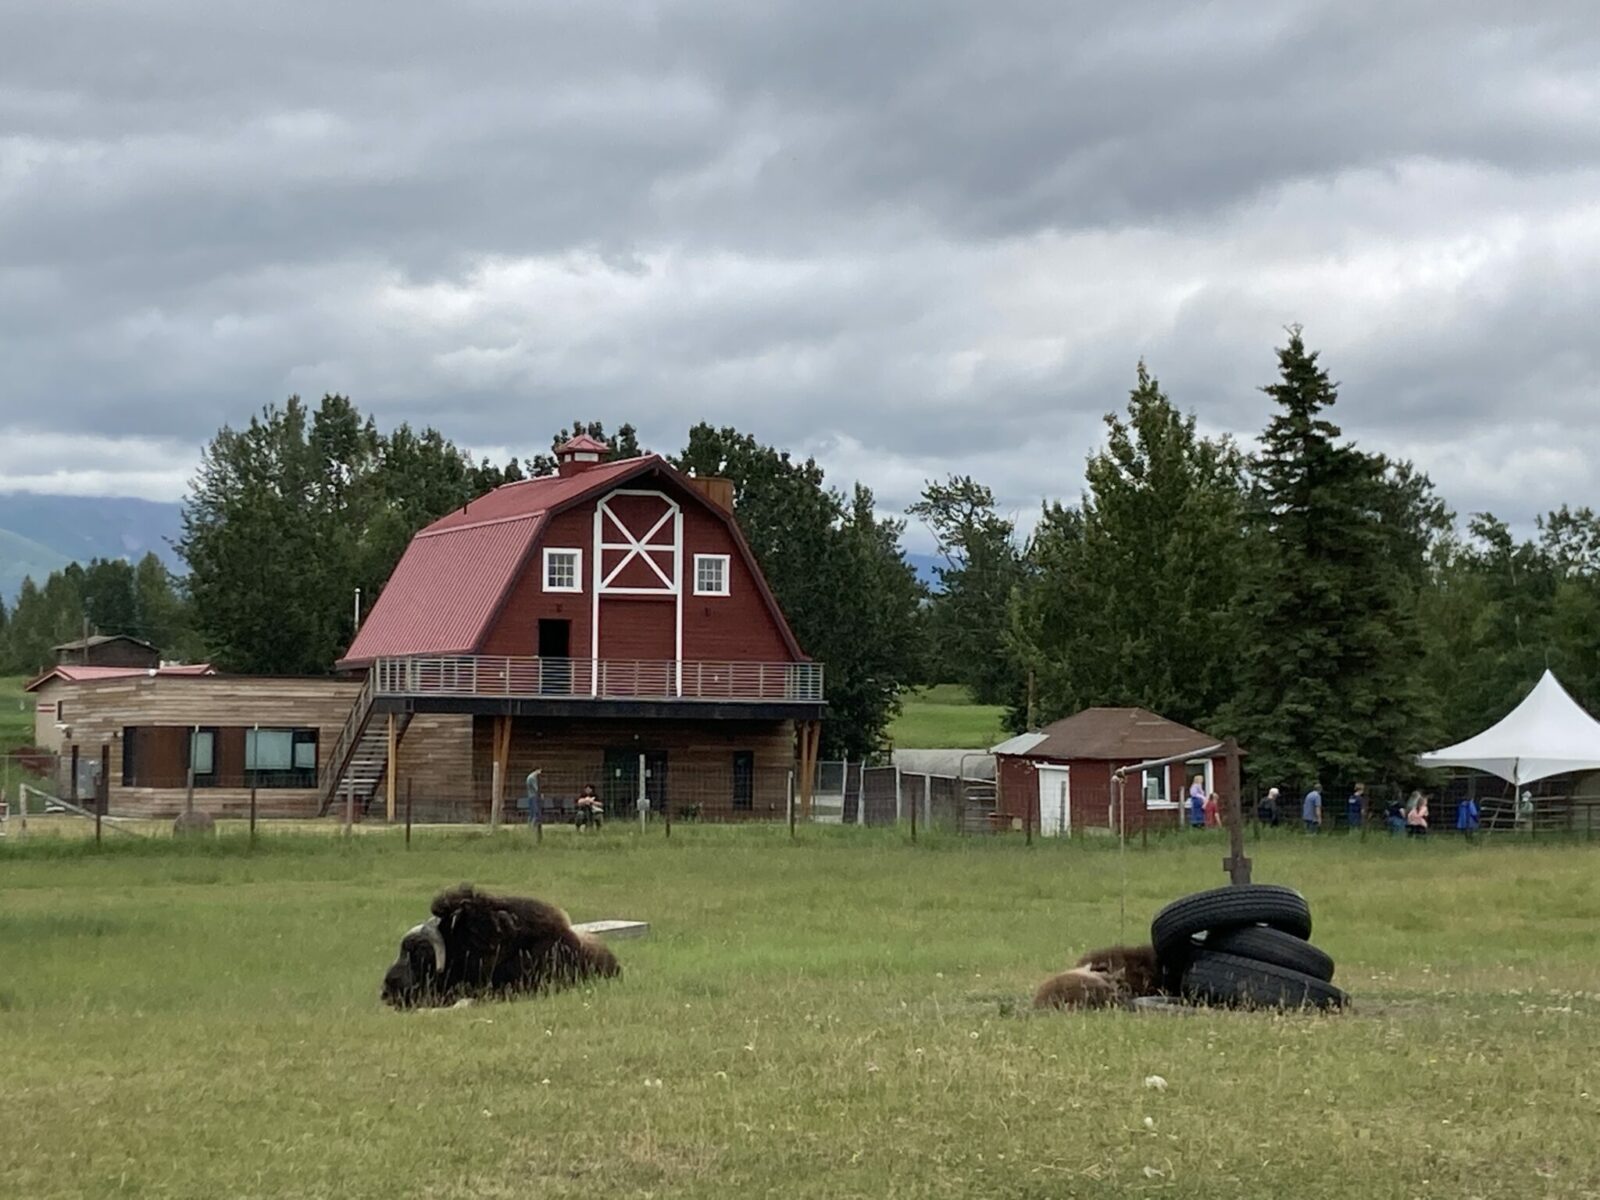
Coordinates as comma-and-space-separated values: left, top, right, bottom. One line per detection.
597, 595, 676, 661
479, 507, 593, 657
392, 714, 475, 803
471, 716, 796, 817
52, 676, 362, 818
477, 478, 797, 664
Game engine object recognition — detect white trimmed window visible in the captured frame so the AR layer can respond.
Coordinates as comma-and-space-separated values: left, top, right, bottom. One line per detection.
694, 554, 730, 596
543, 548, 582, 593
1144, 768, 1176, 808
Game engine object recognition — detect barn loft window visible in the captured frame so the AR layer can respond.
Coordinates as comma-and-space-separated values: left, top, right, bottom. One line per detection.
694, 554, 730, 596
543, 548, 582, 593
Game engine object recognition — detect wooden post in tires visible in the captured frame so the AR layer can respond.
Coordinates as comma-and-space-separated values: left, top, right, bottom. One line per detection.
1220, 737, 1251, 885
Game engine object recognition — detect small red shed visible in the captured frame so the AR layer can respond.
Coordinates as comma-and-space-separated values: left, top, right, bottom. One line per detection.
994, 707, 1232, 835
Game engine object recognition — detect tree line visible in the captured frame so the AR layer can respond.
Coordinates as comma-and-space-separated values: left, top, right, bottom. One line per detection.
920, 328, 1600, 795
8, 328, 1592, 783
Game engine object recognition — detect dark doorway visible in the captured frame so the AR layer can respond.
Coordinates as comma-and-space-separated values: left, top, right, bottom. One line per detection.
538, 619, 572, 694
732, 751, 754, 811
602, 748, 669, 818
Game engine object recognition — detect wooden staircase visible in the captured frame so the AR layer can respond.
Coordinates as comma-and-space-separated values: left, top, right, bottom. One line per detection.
318, 675, 412, 817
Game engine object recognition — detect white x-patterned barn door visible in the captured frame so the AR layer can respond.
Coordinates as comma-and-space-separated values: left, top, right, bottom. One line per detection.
590, 489, 683, 695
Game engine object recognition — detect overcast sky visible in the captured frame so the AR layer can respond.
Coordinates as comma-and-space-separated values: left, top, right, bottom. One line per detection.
2, 1, 1597, 549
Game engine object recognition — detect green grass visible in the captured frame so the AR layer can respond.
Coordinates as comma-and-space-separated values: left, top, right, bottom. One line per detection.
3, 827, 1600, 1198
892, 683, 1010, 749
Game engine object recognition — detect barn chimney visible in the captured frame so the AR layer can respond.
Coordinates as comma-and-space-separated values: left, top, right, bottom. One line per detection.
555, 433, 609, 478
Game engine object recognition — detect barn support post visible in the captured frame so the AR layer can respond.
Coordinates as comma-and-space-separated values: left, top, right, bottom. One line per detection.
787, 769, 796, 840
385, 712, 398, 824
637, 752, 648, 833
1221, 737, 1251, 885
489, 715, 510, 832
405, 778, 413, 848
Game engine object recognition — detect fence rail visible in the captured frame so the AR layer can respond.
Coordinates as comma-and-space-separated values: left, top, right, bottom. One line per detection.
370, 656, 824, 703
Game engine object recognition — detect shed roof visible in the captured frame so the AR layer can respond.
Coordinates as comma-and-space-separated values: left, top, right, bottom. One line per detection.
1001, 707, 1223, 762
338, 454, 806, 667
52, 633, 158, 652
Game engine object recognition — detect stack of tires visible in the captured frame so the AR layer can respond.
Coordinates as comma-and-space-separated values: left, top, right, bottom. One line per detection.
1152, 885, 1346, 1010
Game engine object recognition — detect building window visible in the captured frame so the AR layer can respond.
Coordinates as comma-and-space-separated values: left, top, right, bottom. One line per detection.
187, 727, 218, 786
732, 751, 754, 811
121, 727, 138, 787
1144, 768, 1175, 808
694, 554, 730, 596
544, 548, 582, 592
246, 728, 319, 788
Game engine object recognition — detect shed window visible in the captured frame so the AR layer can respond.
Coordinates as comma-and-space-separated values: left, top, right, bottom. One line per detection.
1144, 768, 1175, 808
544, 548, 582, 593
694, 554, 730, 596
187, 728, 217, 780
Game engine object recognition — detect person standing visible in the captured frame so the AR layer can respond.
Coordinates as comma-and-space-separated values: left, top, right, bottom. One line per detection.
1203, 789, 1220, 828
1302, 781, 1322, 834
1456, 795, 1480, 840
1347, 783, 1366, 833
522, 767, 542, 828
1406, 790, 1430, 838
1188, 774, 1207, 829
1258, 787, 1282, 827
1386, 796, 1407, 836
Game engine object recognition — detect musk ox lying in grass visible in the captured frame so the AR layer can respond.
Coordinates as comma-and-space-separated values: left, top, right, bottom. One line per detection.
1032, 943, 1165, 1011
381, 884, 620, 1009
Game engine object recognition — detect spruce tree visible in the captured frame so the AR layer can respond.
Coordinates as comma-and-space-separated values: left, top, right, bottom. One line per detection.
1227, 329, 1432, 790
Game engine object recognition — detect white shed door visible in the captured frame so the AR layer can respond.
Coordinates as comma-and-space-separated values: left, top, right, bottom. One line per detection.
1036, 766, 1070, 836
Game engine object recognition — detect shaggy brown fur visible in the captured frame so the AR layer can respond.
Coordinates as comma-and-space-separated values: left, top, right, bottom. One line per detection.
381, 883, 622, 1008
1032, 967, 1120, 1010
1073, 943, 1164, 997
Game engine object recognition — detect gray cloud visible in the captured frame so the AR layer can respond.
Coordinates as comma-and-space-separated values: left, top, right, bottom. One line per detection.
3, 0, 1599, 548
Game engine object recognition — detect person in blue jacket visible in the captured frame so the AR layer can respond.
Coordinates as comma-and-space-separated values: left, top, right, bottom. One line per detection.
1456, 795, 1480, 840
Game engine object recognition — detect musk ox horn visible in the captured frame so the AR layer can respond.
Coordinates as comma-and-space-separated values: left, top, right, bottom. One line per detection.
406, 918, 446, 973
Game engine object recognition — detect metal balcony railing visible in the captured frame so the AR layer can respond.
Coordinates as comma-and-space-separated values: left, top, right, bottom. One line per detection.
370, 656, 824, 704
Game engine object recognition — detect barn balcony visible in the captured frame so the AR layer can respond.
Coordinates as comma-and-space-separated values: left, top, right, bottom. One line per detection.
371, 655, 824, 704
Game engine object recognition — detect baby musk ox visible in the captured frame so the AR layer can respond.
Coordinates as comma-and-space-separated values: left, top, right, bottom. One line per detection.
1032, 943, 1165, 1011
381, 884, 620, 1009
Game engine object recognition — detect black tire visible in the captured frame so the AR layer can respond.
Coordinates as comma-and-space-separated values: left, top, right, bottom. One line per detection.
1150, 884, 1312, 962
1200, 925, 1335, 982
1180, 951, 1347, 1010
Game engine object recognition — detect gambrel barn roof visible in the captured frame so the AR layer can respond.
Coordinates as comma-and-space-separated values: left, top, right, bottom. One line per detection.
338, 454, 805, 667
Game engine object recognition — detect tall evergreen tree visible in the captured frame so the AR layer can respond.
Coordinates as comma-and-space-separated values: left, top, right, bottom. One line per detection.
1225, 329, 1433, 789
908, 476, 1023, 705
1010, 362, 1247, 731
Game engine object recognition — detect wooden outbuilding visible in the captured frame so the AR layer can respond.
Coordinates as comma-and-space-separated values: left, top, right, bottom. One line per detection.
994, 707, 1233, 835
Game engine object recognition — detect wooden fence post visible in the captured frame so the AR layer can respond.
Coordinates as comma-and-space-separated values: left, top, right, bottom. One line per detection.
1221, 738, 1251, 885
96, 743, 108, 846
249, 786, 258, 844
405, 778, 413, 848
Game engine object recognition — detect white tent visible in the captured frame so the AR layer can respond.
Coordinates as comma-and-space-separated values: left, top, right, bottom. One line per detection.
1415, 670, 1600, 787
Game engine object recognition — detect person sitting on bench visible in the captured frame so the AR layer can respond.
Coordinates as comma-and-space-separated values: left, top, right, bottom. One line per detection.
574, 784, 604, 831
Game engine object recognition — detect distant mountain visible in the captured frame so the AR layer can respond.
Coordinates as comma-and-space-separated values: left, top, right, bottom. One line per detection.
0, 494, 185, 600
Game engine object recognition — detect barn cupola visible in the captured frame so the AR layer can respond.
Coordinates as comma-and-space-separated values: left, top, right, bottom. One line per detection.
555, 433, 610, 477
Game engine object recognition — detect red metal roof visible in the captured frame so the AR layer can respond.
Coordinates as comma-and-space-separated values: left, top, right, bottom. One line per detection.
25, 663, 216, 691
338, 455, 808, 667
1003, 707, 1223, 762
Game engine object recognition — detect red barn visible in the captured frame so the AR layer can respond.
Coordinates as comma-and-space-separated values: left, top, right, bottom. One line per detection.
329, 436, 825, 821
993, 707, 1232, 834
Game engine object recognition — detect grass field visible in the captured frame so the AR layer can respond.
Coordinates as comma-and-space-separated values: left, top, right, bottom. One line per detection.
4, 828, 1600, 1199
891, 683, 1010, 749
